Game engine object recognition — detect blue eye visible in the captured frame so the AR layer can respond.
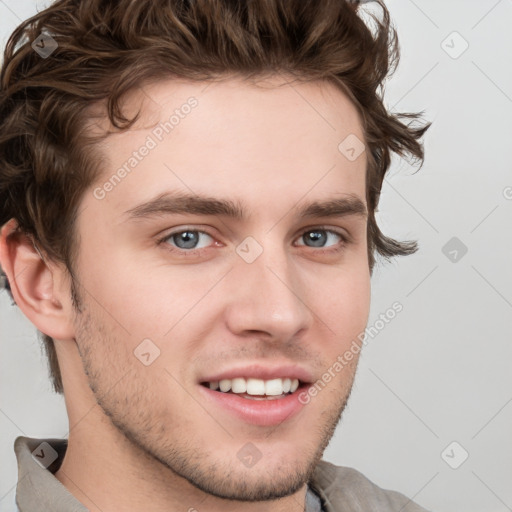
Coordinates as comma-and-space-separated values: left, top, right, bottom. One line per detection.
158, 226, 348, 256
296, 229, 344, 249
165, 230, 213, 250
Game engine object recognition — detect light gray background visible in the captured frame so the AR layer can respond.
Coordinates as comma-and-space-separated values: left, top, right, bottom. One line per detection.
1, 1, 511, 511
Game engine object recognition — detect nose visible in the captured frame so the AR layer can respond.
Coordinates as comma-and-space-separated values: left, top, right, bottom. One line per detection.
223, 241, 314, 342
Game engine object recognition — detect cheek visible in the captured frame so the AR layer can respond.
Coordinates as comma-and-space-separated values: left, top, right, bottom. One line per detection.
307, 267, 370, 380
313, 265, 371, 331
79, 245, 215, 340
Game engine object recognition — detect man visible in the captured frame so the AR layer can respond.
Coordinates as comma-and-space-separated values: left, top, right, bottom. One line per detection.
0, 0, 431, 510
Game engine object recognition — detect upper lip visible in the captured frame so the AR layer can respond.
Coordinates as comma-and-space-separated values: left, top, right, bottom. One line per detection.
199, 363, 314, 384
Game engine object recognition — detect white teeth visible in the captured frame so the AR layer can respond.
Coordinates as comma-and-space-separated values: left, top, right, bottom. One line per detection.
265, 378, 284, 396
206, 377, 302, 396
231, 377, 246, 393
219, 379, 231, 392
246, 378, 265, 395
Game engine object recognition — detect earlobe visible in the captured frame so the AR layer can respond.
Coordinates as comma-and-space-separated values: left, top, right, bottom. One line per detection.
0, 219, 75, 341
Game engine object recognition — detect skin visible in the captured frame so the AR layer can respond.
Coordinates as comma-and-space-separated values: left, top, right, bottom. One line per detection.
0, 75, 371, 512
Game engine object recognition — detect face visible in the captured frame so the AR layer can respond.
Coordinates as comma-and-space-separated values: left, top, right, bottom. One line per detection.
70, 75, 371, 501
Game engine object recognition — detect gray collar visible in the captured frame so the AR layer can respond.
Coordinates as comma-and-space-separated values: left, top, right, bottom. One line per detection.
305, 484, 324, 511
14, 437, 88, 512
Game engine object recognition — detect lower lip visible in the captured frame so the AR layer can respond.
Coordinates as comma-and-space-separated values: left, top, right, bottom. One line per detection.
198, 385, 308, 426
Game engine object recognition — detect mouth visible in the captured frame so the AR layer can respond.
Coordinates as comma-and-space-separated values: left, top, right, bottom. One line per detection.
198, 374, 312, 426
200, 377, 306, 400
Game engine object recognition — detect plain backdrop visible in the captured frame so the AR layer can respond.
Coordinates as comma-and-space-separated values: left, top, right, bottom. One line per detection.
1, 1, 511, 511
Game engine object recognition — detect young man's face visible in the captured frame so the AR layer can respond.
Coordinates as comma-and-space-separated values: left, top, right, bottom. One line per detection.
67, 75, 371, 500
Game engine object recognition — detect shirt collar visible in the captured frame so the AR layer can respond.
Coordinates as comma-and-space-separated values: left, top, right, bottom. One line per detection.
14, 436, 88, 512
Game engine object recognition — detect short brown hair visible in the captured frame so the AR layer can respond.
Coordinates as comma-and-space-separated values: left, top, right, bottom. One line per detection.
0, 0, 430, 394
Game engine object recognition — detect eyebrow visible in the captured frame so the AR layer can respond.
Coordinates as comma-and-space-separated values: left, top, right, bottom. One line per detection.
123, 191, 367, 222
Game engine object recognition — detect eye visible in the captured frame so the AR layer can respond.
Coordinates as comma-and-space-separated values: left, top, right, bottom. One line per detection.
295, 228, 346, 250
161, 229, 214, 251
157, 226, 349, 256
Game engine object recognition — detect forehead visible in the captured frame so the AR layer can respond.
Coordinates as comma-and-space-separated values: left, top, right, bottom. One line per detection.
86, 75, 367, 220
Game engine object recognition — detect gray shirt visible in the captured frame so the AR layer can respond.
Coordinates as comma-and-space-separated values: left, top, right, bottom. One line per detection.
14, 436, 431, 511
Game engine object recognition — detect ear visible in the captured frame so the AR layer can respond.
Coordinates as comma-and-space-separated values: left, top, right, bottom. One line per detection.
0, 219, 75, 340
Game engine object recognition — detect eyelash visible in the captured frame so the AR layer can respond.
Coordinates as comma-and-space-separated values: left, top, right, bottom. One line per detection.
157, 226, 351, 257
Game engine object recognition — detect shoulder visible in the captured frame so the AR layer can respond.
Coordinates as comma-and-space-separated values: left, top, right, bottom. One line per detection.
310, 460, 432, 512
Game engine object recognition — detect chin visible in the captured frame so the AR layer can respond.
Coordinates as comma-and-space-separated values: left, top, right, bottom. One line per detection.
182, 461, 313, 502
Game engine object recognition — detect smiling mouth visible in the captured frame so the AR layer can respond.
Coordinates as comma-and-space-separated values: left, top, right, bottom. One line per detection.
200, 377, 305, 400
